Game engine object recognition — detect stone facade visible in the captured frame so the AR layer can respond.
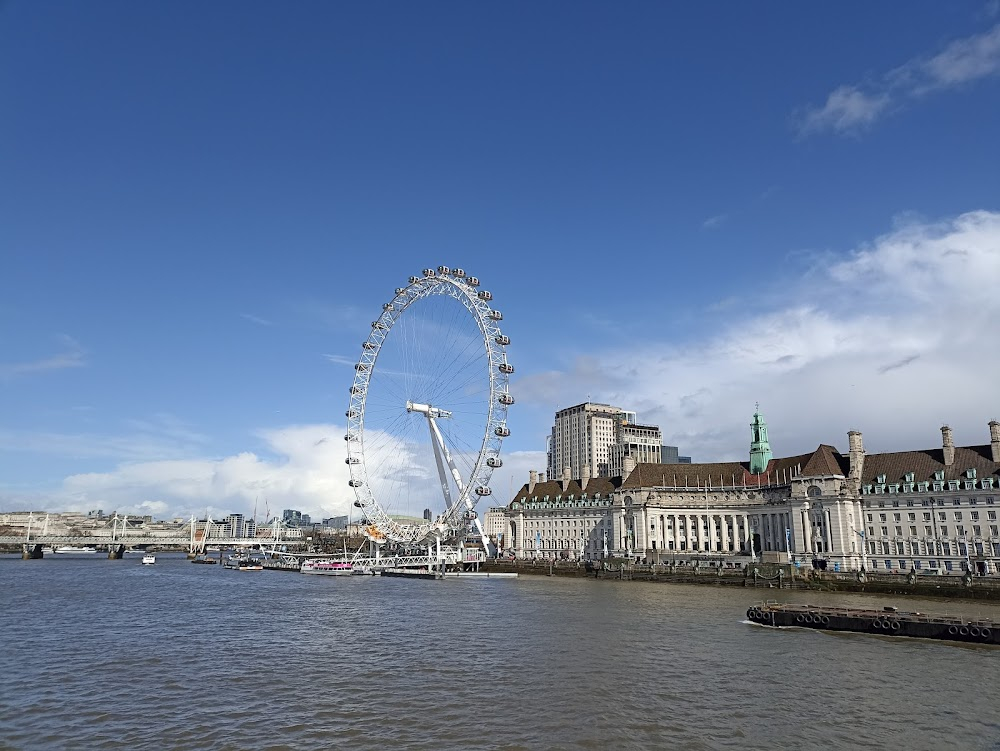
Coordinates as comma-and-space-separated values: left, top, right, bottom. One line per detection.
504, 413, 1000, 574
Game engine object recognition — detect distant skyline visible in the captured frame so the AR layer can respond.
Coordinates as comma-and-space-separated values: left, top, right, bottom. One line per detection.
2, 2, 1000, 521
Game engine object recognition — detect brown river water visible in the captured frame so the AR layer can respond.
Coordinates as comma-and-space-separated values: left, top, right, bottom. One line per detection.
2, 553, 999, 750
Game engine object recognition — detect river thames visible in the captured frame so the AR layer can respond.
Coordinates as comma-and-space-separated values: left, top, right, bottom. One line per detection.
2, 554, 999, 750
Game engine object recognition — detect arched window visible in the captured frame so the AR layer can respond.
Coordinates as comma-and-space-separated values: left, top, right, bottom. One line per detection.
807, 485, 822, 498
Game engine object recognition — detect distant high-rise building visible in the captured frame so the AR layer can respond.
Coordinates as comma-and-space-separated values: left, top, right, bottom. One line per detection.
661, 445, 692, 464
225, 513, 245, 539
548, 402, 630, 479
607, 422, 663, 478
282, 509, 303, 526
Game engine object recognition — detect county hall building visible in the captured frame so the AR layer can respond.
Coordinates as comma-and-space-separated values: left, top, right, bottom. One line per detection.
501, 409, 1000, 575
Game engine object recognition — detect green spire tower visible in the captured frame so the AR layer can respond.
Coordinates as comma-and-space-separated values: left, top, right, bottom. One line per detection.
749, 402, 773, 474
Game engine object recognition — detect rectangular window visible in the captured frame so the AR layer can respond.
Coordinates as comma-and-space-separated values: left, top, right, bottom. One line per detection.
943, 542, 951, 555
884, 559, 892, 570
922, 512, 931, 521
899, 559, 907, 569
908, 513, 916, 521
991, 526, 998, 536
955, 512, 963, 521
974, 525, 982, 536
988, 511, 997, 521
895, 526, 902, 536
971, 511, 980, 521
914, 560, 922, 569
909, 526, 917, 536
893, 513, 901, 522
953, 499, 961, 506
879, 514, 886, 522
924, 526, 932, 536
941, 525, 949, 536
939, 512, 947, 521
881, 526, 888, 536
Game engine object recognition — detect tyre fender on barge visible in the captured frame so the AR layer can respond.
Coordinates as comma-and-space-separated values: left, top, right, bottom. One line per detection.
747, 602, 999, 645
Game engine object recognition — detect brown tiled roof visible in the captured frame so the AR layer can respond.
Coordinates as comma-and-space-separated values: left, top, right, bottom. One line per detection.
510, 476, 622, 506
619, 445, 849, 489
861, 445, 1000, 484
800, 444, 850, 477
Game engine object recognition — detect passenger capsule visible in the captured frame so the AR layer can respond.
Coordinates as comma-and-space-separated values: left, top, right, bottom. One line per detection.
383, 303, 393, 311
363, 342, 376, 350
498, 393, 514, 405
437, 266, 451, 275
487, 457, 503, 468
478, 290, 492, 301
346, 410, 358, 419
453, 268, 466, 277
345, 433, 358, 441
489, 310, 502, 321
423, 268, 435, 277
498, 363, 514, 374
355, 363, 369, 371
409, 276, 420, 284
345, 457, 360, 464
350, 386, 362, 394
371, 320, 385, 329
495, 334, 510, 346
467, 276, 479, 287
475, 486, 493, 496
348, 479, 363, 488
494, 426, 510, 437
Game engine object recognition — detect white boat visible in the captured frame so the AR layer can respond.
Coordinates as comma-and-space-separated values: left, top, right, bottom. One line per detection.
300, 559, 355, 576
141, 554, 156, 565
224, 556, 264, 571
54, 545, 98, 554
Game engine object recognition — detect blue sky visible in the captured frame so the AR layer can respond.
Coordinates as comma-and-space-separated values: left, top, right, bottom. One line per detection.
2, 1, 1000, 521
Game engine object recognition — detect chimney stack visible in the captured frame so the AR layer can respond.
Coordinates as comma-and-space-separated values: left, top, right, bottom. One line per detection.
622, 455, 636, 478
941, 425, 955, 466
990, 421, 1000, 463
528, 470, 538, 494
581, 464, 591, 491
539, 472, 546, 483
847, 430, 865, 489
561, 466, 571, 491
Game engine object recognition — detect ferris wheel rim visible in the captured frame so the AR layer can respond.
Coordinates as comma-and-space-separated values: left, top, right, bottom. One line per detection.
345, 267, 512, 545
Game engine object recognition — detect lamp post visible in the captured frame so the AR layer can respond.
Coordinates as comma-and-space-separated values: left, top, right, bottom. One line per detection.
854, 528, 867, 571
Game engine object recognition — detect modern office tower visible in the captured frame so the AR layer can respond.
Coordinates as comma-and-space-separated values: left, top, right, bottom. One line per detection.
547, 402, 629, 480
607, 422, 663, 478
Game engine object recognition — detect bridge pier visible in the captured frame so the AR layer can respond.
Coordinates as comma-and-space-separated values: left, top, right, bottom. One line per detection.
107, 544, 126, 560
22, 544, 43, 560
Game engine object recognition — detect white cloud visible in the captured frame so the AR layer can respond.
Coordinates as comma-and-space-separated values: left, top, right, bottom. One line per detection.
516, 209, 1000, 463
797, 86, 892, 136
0, 334, 86, 379
240, 313, 274, 326
797, 24, 1000, 135
702, 213, 729, 229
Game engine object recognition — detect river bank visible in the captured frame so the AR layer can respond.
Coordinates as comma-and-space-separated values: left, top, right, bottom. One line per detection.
481, 558, 1000, 602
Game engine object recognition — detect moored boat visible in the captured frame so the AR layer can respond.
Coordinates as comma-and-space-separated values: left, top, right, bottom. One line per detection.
141, 554, 156, 565
300, 559, 355, 576
747, 602, 1000, 645
224, 556, 263, 571
54, 545, 98, 554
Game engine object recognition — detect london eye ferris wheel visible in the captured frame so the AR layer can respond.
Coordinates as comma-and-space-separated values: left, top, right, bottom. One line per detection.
345, 266, 513, 547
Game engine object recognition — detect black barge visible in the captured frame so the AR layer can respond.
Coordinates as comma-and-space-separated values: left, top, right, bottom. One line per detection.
748, 602, 1000, 645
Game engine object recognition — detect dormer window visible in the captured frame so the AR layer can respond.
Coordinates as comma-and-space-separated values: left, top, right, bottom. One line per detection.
964, 481, 976, 490
948, 481, 959, 491
888, 484, 898, 494
877, 474, 887, 484
905, 472, 915, 483
934, 470, 945, 481
967, 468, 978, 480
903, 483, 915, 493
983, 478, 996, 489
917, 482, 929, 492
864, 484, 874, 494
933, 481, 944, 492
